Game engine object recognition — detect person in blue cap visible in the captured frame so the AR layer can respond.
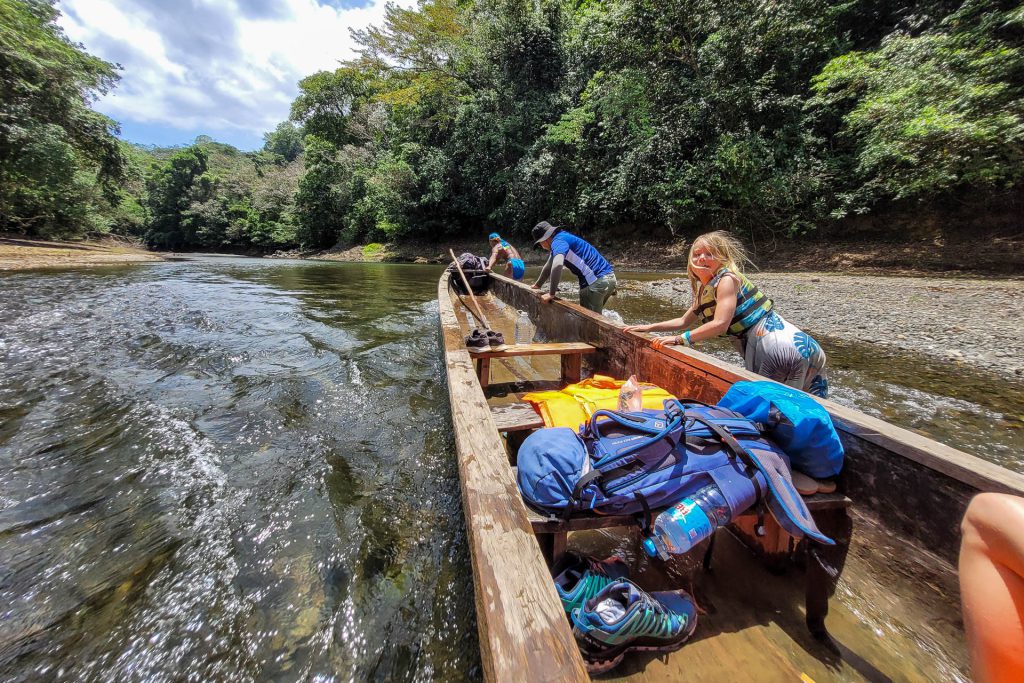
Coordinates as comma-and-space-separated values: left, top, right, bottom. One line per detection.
531, 221, 616, 314
486, 232, 525, 281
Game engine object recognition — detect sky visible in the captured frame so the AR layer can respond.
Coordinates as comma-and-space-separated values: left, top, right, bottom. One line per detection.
57, 0, 414, 151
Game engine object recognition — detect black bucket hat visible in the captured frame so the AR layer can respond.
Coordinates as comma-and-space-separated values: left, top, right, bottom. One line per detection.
532, 221, 560, 245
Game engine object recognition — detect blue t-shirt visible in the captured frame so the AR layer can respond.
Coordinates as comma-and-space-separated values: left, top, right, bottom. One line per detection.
550, 232, 613, 288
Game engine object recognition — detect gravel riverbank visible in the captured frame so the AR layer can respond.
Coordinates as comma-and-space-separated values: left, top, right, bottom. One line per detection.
640, 272, 1024, 383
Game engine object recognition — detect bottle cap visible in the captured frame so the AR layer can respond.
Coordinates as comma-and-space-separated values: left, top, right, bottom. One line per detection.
642, 538, 657, 557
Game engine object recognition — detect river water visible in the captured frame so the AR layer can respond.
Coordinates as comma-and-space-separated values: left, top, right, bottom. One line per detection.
1, 257, 1019, 682
1, 258, 476, 682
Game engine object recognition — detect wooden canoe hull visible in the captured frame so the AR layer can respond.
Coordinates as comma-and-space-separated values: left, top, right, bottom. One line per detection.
437, 271, 1024, 682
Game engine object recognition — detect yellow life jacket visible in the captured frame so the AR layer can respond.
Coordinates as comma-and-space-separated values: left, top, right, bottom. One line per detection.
694, 267, 773, 337
522, 375, 676, 429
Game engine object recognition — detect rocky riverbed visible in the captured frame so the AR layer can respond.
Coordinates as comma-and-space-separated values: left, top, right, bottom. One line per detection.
638, 272, 1024, 383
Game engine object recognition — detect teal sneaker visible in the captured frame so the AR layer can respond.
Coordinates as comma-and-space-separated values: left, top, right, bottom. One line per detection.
571, 579, 698, 674
552, 552, 629, 616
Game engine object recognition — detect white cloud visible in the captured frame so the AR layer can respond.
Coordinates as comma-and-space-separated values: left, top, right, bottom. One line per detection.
57, 0, 413, 145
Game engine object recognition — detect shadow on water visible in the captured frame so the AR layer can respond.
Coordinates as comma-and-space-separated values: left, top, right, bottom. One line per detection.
0, 259, 478, 681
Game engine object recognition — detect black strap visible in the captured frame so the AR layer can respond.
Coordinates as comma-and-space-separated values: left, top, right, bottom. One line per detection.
694, 300, 715, 318
564, 469, 603, 521
729, 292, 770, 326
634, 492, 654, 535
689, 414, 765, 501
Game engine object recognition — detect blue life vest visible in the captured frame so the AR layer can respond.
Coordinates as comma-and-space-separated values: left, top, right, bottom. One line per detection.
718, 381, 844, 479
516, 400, 833, 544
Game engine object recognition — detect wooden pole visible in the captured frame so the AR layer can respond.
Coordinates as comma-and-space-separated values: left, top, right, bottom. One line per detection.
449, 249, 491, 329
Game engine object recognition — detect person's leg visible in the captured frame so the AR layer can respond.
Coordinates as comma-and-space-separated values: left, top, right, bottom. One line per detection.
579, 285, 602, 313
579, 274, 614, 313
744, 314, 828, 396
805, 351, 829, 398
960, 493, 1024, 683
581, 273, 616, 313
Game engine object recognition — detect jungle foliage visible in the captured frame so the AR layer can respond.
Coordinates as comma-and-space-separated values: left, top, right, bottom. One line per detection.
2, 0, 1021, 250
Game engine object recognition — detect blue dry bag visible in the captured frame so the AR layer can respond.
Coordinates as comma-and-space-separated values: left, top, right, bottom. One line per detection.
717, 381, 844, 479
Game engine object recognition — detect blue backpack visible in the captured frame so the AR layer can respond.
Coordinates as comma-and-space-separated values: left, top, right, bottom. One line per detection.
516, 399, 832, 544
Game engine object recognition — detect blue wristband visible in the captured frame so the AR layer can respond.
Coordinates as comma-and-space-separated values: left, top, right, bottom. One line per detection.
683, 331, 692, 347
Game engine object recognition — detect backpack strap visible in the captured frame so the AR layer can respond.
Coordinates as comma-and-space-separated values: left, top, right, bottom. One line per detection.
633, 491, 654, 536
687, 414, 765, 502
564, 468, 604, 521
588, 409, 685, 469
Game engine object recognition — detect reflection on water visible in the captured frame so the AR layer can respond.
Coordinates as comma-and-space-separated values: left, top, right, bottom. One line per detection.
612, 275, 1024, 472
0, 259, 476, 681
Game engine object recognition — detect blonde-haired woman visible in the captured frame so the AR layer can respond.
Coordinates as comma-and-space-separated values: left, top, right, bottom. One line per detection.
624, 231, 829, 398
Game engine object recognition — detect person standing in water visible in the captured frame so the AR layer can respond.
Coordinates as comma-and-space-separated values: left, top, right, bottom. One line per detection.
531, 221, 617, 314
485, 232, 525, 281
624, 230, 828, 398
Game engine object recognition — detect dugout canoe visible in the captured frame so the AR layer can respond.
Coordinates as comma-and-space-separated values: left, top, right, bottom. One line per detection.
437, 270, 1024, 682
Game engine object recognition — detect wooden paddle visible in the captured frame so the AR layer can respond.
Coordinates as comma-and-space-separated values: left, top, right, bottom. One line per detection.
448, 248, 494, 331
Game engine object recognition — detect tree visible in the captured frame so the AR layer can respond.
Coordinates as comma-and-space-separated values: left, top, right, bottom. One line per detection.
810, 0, 1024, 213
0, 0, 127, 236
262, 121, 304, 163
294, 135, 346, 248
144, 147, 209, 249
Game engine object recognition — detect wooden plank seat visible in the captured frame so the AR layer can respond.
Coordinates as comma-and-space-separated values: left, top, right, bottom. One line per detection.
519, 482, 853, 638
474, 342, 596, 392
490, 402, 545, 432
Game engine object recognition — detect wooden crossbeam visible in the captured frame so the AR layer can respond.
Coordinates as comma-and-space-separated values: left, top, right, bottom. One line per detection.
490, 403, 545, 432
475, 342, 597, 391
469, 342, 596, 359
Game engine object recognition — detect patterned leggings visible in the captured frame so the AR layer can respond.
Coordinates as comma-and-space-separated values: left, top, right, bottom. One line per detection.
735, 311, 829, 398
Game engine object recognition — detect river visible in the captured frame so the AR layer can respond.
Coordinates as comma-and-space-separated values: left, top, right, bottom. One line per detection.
1, 258, 476, 682
1, 257, 1019, 681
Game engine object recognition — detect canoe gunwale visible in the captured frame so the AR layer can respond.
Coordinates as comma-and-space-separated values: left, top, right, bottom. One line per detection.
437, 272, 590, 682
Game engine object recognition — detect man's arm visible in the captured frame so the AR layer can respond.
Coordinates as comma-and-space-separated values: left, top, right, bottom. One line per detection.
486, 244, 501, 270
533, 253, 553, 288
546, 253, 565, 297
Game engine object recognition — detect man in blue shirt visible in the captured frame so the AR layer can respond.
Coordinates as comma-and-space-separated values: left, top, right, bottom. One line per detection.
531, 221, 617, 314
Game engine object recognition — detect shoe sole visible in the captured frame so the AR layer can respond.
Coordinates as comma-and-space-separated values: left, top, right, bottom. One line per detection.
488, 344, 508, 352
579, 624, 698, 674
467, 346, 489, 353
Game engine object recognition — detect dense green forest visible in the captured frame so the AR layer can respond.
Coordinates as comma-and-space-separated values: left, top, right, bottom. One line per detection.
1, 0, 1021, 251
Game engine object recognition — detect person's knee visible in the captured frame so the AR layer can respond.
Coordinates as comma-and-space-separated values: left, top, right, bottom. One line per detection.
962, 493, 1022, 546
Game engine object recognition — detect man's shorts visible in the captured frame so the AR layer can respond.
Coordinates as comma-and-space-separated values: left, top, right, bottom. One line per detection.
509, 258, 525, 281
579, 272, 617, 313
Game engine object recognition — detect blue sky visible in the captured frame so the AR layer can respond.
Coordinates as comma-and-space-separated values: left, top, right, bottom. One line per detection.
58, 0, 413, 151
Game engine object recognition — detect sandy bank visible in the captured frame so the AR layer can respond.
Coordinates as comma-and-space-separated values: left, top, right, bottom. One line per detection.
0, 236, 163, 271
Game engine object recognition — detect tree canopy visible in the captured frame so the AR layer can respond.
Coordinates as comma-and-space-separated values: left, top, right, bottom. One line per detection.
2, 0, 1020, 251
0, 0, 128, 236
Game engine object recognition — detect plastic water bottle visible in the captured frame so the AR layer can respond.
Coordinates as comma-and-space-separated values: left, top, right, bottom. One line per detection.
642, 485, 731, 560
513, 309, 532, 344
